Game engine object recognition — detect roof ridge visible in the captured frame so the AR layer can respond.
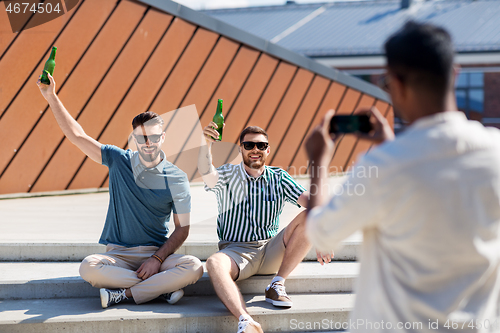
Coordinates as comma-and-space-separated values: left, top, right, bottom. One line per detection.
203, 1, 401, 13
203, 3, 328, 13
202, 0, 493, 12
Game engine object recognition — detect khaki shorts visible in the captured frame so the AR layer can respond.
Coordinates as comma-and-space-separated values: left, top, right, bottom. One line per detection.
217, 228, 286, 281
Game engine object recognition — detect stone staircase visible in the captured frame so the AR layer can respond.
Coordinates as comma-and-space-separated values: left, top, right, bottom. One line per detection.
0, 241, 359, 333
0, 180, 357, 332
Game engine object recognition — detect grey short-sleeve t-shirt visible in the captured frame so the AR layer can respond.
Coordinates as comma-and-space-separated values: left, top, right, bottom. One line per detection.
100, 145, 191, 247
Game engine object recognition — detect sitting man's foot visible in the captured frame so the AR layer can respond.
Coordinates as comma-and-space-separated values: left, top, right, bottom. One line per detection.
265, 281, 293, 307
100, 288, 128, 309
237, 318, 263, 333
162, 289, 184, 304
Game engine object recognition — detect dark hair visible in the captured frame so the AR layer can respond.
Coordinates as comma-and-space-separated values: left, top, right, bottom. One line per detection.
239, 126, 268, 144
132, 111, 164, 130
384, 21, 454, 96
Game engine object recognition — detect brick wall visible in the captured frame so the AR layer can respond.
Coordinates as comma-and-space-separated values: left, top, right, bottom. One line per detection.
484, 72, 500, 118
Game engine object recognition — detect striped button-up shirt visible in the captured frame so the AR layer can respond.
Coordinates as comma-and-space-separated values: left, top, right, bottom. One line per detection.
205, 162, 306, 242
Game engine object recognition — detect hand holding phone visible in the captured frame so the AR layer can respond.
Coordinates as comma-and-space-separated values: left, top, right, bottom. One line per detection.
335, 107, 395, 144
329, 114, 372, 135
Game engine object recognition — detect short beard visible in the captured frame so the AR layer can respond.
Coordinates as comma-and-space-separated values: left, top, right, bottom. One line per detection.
138, 147, 161, 163
242, 153, 266, 169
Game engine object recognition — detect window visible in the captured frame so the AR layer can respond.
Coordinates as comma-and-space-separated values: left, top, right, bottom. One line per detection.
455, 72, 484, 117
353, 74, 372, 84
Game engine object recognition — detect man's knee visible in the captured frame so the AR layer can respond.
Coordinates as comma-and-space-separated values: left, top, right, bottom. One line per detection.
284, 210, 308, 246
206, 253, 227, 272
79, 255, 102, 285
178, 255, 204, 281
206, 253, 238, 280
292, 210, 307, 228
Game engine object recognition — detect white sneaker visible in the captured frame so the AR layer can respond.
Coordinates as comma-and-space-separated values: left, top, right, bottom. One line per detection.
100, 288, 127, 309
162, 289, 184, 304
237, 319, 263, 333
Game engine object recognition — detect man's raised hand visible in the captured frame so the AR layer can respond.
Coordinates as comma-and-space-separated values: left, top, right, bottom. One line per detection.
203, 121, 225, 143
37, 71, 56, 100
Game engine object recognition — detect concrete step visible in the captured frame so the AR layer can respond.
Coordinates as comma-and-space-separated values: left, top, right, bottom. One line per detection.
0, 293, 354, 333
0, 239, 360, 262
0, 262, 359, 300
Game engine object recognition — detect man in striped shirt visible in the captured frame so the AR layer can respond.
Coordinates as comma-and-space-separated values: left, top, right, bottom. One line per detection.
199, 124, 332, 333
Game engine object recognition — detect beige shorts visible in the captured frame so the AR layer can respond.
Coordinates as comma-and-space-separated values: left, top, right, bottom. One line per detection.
217, 228, 286, 281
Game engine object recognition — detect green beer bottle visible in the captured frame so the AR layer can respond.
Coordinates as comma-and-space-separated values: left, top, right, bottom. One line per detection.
40, 46, 57, 85
212, 99, 224, 141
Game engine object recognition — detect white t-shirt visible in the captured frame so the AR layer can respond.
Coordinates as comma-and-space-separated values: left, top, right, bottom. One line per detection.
307, 111, 500, 333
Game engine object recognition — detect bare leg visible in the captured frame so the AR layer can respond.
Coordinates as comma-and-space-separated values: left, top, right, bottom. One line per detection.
276, 210, 311, 279
206, 253, 248, 318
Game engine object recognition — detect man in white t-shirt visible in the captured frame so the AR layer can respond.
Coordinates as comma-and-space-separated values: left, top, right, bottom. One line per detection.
306, 21, 500, 333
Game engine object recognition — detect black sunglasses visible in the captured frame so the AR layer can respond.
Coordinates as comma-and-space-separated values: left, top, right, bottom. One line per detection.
134, 134, 162, 144
241, 141, 269, 151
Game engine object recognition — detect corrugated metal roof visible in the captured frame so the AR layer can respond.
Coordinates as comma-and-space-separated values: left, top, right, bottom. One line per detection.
205, 0, 500, 57
204, 5, 321, 41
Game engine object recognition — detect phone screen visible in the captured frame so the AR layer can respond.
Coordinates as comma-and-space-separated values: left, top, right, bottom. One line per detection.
329, 115, 372, 134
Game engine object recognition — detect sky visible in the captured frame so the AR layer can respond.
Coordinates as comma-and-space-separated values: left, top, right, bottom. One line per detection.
174, 0, 368, 10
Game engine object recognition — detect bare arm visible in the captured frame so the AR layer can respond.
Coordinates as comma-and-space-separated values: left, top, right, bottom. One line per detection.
296, 190, 335, 264
156, 213, 190, 258
304, 111, 336, 261
198, 121, 222, 188
297, 191, 309, 208
306, 111, 336, 213
37, 73, 102, 164
136, 213, 190, 280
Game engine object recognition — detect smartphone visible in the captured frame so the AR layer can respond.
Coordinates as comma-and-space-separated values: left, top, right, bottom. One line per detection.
329, 115, 372, 134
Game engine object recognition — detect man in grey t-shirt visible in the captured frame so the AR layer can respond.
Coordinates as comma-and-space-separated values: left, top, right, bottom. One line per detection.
38, 74, 202, 308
